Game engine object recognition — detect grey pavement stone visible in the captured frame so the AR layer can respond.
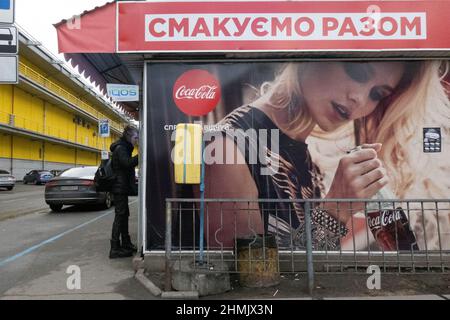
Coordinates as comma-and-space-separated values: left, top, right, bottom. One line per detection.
161, 291, 199, 299
132, 256, 144, 271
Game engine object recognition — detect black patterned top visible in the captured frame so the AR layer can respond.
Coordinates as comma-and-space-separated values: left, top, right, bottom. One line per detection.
218, 106, 341, 250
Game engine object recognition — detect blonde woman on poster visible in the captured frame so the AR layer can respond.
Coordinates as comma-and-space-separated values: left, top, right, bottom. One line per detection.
203, 61, 450, 251
308, 61, 450, 251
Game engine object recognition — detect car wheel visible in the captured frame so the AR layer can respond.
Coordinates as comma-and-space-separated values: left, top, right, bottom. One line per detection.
23, 180, 27, 184
103, 192, 113, 209
34, 179, 39, 185
6, 186, 13, 191
50, 204, 63, 212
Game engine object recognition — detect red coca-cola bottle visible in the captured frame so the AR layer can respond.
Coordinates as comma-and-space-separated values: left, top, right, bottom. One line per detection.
366, 186, 419, 251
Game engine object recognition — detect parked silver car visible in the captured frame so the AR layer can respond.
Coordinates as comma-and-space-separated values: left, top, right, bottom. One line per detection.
0, 170, 16, 190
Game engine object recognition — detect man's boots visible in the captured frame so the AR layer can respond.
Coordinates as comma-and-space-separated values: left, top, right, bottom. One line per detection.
122, 235, 137, 253
109, 240, 133, 259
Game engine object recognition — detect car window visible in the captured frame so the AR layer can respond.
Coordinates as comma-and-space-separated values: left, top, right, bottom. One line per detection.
0, 170, 9, 174
59, 167, 97, 178
38, 171, 52, 175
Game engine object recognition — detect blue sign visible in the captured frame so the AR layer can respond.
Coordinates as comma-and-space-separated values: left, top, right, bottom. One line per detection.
0, 0, 13, 24
0, 0, 10, 10
99, 120, 110, 138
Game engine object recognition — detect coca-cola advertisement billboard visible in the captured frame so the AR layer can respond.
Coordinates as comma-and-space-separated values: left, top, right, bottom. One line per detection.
144, 60, 450, 252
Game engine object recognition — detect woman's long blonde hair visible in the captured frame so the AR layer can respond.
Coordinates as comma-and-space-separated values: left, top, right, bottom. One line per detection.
261, 61, 450, 199
258, 63, 314, 136
362, 60, 450, 198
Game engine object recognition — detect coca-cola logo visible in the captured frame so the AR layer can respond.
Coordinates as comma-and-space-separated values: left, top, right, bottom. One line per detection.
173, 69, 221, 116
175, 85, 218, 100
367, 210, 403, 229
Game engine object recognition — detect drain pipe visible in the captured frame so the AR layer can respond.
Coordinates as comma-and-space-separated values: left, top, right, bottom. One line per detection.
165, 201, 172, 292
199, 138, 206, 265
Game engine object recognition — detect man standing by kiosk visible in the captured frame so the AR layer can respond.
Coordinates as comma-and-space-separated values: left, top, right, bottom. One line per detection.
109, 126, 139, 259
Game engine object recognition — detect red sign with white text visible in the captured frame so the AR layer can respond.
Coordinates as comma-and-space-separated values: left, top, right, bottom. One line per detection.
118, 1, 450, 52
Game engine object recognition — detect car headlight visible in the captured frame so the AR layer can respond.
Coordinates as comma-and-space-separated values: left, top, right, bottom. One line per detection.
8, 177, 15, 181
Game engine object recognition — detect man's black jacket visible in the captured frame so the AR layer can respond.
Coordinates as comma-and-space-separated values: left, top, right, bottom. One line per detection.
110, 138, 138, 195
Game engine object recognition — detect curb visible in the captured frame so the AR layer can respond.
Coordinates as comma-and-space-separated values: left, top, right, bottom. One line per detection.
134, 268, 200, 299
134, 269, 162, 297
161, 291, 199, 300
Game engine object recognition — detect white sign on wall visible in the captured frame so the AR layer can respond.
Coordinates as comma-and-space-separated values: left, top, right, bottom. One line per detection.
101, 150, 110, 160
0, 0, 14, 24
0, 55, 17, 83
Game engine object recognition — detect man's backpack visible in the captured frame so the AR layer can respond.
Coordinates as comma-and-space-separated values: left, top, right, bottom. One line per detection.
94, 157, 116, 192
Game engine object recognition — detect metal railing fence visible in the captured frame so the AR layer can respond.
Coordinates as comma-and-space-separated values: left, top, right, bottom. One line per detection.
0, 110, 99, 148
164, 198, 450, 293
18, 62, 125, 133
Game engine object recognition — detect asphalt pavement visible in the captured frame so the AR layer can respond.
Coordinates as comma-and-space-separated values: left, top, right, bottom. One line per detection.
0, 185, 154, 300
0, 184, 49, 221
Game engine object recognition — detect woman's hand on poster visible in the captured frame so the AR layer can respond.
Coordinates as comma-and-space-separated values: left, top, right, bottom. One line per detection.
324, 143, 389, 223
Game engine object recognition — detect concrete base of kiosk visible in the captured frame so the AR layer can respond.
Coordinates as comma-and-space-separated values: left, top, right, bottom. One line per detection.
134, 254, 231, 297
171, 260, 231, 297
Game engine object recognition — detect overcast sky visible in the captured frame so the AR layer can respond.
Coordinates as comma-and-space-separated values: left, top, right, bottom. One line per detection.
16, 0, 108, 55
14, 0, 136, 118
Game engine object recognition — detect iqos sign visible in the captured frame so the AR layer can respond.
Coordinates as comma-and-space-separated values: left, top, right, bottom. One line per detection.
107, 84, 139, 102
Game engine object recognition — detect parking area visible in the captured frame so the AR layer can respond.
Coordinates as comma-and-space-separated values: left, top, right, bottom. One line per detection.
0, 185, 151, 300
0, 184, 49, 221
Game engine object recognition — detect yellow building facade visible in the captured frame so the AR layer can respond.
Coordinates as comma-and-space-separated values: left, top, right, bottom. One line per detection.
0, 29, 131, 180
